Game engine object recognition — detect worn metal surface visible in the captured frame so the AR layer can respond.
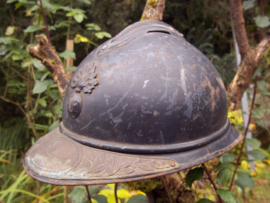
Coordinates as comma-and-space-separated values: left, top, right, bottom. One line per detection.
24, 20, 242, 185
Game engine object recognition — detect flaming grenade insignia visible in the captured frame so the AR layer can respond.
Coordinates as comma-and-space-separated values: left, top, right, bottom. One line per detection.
68, 62, 98, 119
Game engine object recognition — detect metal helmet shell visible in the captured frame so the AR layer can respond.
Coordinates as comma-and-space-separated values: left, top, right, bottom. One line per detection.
24, 20, 242, 185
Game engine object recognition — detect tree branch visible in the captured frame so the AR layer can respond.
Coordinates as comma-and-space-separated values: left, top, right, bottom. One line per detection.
28, 34, 69, 98
229, 0, 250, 58
227, 34, 270, 110
141, 0, 166, 21
227, 0, 270, 110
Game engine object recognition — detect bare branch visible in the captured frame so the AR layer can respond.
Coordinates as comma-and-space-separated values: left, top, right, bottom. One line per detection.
141, 0, 166, 21
229, 0, 250, 58
228, 34, 270, 109
28, 34, 70, 98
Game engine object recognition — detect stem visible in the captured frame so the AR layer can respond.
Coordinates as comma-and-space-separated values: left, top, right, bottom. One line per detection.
85, 186, 92, 203
202, 164, 224, 203
160, 176, 172, 203
39, 0, 51, 44
229, 76, 258, 190
114, 183, 118, 203
260, 0, 264, 41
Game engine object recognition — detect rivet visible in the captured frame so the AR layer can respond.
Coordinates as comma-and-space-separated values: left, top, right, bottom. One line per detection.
170, 161, 176, 167
101, 45, 107, 50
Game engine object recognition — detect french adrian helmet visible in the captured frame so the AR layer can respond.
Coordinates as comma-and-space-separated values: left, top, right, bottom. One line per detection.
24, 20, 242, 185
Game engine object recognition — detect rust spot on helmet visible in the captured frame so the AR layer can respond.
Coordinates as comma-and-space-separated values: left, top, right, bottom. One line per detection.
190, 65, 195, 69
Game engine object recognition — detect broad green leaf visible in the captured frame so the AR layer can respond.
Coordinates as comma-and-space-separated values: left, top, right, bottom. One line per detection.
251, 109, 264, 118
12, 54, 23, 61
0, 37, 18, 44
215, 163, 235, 170
186, 167, 204, 187
216, 189, 237, 203
5, 26, 15, 35
68, 186, 86, 203
257, 80, 266, 91
24, 25, 42, 33
74, 14, 84, 23
38, 97, 47, 107
88, 186, 104, 196
95, 32, 112, 39
66, 66, 77, 72
222, 153, 236, 163
15, 2, 25, 10
32, 80, 54, 94
92, 195, 107, 203
216, 169, 232, 187
48, 120, 60, 132
242, 0, 255, 10
196, 199, 215, 203
40, 72, 50, 81
247, 149, 266, 160
86, 23, 101, 31
254, 16, 270, 28
59, 49, 76, 59
255, 120, 269, 133
22, 59, 33, 68
246, 138, 261, 148
234, 172, 254, 192
32, 58, 46, 71
126, 194, 147, 203
0, 46, 7, 56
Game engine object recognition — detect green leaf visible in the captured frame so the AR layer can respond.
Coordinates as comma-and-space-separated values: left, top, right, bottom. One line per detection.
126, 194, 148, 203
66, 66, 77, 72
196, 199, 215, 203
216, 169, 232, 187
255, 120, 269, 133
12, 54, 23, 61
7, 0, 18, 3
222, 153, 236, 163
215, 163, 235, 170
0, 46, 7, 56
68, 186, 86, 203
24, 26, 42, 33
32, 58, 46, 71
86, 23, 101, 31
247, 149, 266, 160
38, 97, 47, 107
186, 167, 204, 187
234, 172, 255, 192
242, 0, 255, 10
59, 49, 76, 59
32, 80, 54, 94
257, 80, 266, 91
95, 32, 112, 39
216, 189, 237, 203
251, 109, 264, 118
0, 37, 18, 44
254, 16, 270, 28
48, 120, 60, 132
74, 14, 84, 23
246, 138, 261, 148
92, 195, 107, 203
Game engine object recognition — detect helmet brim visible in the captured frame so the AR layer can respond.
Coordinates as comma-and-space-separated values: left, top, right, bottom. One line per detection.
23, 123, 242, 186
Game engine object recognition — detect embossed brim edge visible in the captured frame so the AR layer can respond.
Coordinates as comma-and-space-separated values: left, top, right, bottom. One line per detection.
23, 126, 242, 186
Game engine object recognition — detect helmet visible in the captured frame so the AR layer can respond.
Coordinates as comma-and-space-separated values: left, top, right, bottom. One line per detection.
24, 20, 242, 185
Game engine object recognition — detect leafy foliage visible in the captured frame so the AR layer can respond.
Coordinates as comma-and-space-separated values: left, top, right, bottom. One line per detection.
186, 167, 204, 187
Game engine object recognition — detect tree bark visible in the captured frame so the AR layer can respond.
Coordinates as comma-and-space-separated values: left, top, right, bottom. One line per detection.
227, 0, 270, 110
141, 0, 165, 21
28, 34, 69, 98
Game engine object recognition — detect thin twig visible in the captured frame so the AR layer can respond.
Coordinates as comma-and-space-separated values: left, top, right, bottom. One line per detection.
202, 164, 224, 203
0, 61, 28, 80
229, 76, 258, 190
85, 186, 92, 203
114, 183, 118, 203
160, 176, 172, 203
39, 0, 51, 44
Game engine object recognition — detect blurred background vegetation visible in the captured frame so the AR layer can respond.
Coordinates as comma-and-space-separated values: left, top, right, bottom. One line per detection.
1, 0, 270, 202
